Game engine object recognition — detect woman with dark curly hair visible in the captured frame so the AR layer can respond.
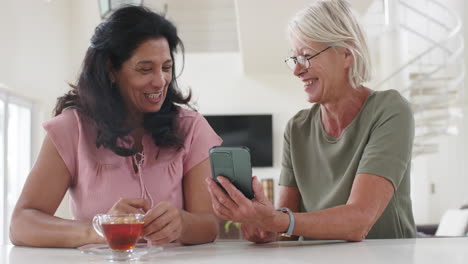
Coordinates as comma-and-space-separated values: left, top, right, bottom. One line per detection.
10, 5, 222, 247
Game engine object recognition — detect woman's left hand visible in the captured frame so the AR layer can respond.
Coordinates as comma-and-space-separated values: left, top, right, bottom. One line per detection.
206, 176, 278, 231
142, 201, 185, 245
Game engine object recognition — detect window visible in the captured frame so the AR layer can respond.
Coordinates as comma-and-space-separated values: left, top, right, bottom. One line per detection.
0, 87, 33, 245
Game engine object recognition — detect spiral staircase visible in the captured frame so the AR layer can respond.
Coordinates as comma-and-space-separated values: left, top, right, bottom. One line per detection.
373, 0, 465, 157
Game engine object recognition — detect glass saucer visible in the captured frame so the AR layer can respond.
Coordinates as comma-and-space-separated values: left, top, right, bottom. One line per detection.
78, 243, 163, 261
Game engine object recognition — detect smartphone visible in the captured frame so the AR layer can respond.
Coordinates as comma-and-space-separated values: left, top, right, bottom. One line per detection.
209, 146, 254, 199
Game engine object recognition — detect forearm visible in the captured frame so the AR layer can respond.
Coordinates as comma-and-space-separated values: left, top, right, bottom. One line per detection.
178, 211, 218, 245
10, 208, 103, 247
270, 205, 373, 241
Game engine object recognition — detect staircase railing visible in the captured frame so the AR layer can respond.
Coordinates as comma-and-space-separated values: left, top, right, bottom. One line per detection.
375, 0, 464, 157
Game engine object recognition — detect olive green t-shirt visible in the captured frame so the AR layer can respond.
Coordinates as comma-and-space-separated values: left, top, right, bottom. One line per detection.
279, 89, 416, 239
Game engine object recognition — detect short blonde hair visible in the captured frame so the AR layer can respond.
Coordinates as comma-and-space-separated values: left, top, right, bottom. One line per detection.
288, 0, 371, 88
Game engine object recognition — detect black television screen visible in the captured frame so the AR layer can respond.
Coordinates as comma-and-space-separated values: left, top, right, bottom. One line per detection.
204, 114, 273, 167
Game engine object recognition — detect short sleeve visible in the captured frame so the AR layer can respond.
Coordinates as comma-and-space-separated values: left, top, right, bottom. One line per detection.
279, 118, 298, 187
357, 96, 414, 190
42, 109, 79, 178
180, 111, 222, 174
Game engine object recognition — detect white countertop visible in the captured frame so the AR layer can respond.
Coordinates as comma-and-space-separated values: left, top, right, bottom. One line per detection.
3, 237, 468, 264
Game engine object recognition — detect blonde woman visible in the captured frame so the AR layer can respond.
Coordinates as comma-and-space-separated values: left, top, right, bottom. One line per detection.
207, 0, 415, 242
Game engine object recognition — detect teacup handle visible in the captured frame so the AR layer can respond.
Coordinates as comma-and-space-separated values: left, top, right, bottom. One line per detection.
92, 214, 104, 238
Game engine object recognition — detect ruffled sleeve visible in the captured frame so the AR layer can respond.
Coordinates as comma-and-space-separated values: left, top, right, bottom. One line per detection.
42, 109, 80, 181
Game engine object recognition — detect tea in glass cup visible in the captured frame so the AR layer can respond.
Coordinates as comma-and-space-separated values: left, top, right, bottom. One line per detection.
92, 214, 145, 260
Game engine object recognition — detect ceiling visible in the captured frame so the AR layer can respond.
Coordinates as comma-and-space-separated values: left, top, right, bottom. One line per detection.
144, 0, 376, 75
145, 0, 238, 52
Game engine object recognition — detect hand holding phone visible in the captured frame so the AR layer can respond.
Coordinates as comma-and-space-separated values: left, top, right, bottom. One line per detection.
209, 146, 254, 199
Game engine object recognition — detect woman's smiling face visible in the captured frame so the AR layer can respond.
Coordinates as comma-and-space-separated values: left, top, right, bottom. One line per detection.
289, 36, 352, 104
112, 37, 173, 119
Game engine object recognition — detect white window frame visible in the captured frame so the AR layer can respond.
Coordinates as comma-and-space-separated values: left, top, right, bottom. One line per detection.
0, 90, 6, 246
0, 84, 35, 245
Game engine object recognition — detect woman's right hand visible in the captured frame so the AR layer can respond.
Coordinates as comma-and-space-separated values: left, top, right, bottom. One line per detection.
207, 176, 281, 233
241, 223, 277, 243
107, 198, 150, 215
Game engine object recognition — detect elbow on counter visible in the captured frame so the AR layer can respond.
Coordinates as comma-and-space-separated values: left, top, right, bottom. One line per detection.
9, 220, 27, 247
9, 210, 36, 247
344, 222, 372, 242
345, 231, 368, 242
343, 206, 378, 242
201, 228, 218, 245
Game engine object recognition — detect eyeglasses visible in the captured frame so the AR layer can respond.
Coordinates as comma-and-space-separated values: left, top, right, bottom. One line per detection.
284, 46, 331, 71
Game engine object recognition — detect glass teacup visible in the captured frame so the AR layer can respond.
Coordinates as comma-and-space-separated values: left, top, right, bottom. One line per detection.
92, 213, 145, 261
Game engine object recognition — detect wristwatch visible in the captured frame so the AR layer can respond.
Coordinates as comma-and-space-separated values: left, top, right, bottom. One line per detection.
276, 207, 295, 237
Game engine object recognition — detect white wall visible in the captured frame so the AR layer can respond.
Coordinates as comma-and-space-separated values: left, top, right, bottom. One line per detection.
0, 0, 72, 157
69, 0, 101, 80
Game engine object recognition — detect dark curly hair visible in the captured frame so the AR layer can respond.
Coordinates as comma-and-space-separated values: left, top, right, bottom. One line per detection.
54, 5, 192, 156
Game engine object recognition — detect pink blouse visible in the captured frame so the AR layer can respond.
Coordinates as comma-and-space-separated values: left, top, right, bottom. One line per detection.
43, 108, 222, 221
